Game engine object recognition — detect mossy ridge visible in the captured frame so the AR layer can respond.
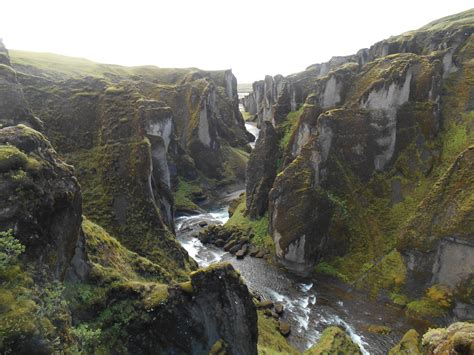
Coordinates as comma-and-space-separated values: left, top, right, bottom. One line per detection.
10, 49, 199, 83
82, 218, 172, 284
66, 140, 193, 280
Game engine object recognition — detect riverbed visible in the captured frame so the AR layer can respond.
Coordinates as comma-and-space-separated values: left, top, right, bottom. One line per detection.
176, 200, 420, 354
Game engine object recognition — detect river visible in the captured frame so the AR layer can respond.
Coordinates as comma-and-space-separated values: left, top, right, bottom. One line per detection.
174, 97, 415, 354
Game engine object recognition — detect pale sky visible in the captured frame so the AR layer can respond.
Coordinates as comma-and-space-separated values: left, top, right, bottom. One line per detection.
1, 0, 472, 83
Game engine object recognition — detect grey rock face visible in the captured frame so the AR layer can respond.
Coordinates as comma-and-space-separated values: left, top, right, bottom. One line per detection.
0, 39, 42, 130
245, 121, 279, 218
115, 263, 258, 354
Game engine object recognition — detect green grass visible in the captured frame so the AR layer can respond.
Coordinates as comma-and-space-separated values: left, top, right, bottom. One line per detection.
226, 198, 273, 249
9, 49, 200, 83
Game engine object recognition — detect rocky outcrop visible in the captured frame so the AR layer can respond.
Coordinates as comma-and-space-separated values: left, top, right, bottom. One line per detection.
246, 121, 278, 218
0, 40, 42, 130
100, 263, 258, 354
0, 124, 82, 279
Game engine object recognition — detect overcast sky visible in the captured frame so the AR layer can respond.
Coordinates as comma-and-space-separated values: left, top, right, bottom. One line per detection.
1, 1, 472, 83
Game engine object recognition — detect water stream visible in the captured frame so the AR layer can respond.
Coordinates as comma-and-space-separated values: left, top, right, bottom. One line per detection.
174, 97, 413, 354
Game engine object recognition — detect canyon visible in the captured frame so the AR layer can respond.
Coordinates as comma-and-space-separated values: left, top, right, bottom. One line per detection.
0, 8, 473, 355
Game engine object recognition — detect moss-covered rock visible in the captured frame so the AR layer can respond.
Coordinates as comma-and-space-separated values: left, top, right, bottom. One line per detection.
0, 124, 82, 279
388, 329, 421, 355
93, 263, 258, 354
422, 322, 474, 354
304, 326, 362, 354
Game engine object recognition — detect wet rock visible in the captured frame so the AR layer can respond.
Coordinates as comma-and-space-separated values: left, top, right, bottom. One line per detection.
107, 263, 258, 354
255, 250, 266, 258
367, 324, 392, 335
278, 320, 291, 337
249, 246, 259, 257
229, 243, 243, 255
215, 239, 225, 248
0, 40, 42, 130
199, 221, 208, 227
257, 300, 274, 309
223, 239, 238, 251
274, 303, 284, 315
236, 249, 245, 259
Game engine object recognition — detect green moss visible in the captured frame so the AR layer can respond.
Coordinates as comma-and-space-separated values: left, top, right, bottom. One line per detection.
178, 281, 193, 294
388, 329, 421, 355
257, 311, 298, 354
173, 178, 202, 212
278, 106, 304, 151
390, 292, 410, 307
314, 262, 349, 283
82, 218, 172, 283
226, 197, 273, 250
367, 325, 392, 335
66, 141, 193, 280
0, 145, 28, 172
354, 250, 407, 298
406, 298, 447, 318
304, 326, 361, 354
105, 86, 126, 95
209, 339, 228, 355
426, 284, 453, 309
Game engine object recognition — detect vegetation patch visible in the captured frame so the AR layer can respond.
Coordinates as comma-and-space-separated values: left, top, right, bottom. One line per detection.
226, 197, 273, 250
257, 311, 298, 354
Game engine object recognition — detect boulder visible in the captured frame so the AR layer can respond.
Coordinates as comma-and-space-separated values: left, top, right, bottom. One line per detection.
278, 321, 291, 337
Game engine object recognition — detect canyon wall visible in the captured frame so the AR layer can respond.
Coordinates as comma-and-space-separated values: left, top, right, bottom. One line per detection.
244, 9, 474, 320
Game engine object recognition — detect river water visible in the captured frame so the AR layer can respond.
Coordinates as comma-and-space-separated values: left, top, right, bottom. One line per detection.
176, 206, 418, 354
174, 98, 414, 354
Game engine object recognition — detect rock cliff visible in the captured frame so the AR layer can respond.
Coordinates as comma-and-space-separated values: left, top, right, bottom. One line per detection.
243, 9, 474, 319
0, 40, 258, 353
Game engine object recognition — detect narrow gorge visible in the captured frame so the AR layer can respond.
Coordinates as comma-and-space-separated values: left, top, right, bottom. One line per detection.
0, 7, 473, 355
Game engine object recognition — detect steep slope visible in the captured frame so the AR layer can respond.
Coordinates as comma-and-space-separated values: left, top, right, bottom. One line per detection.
242, 9, 474, 320
0, 39, 258, 354
8, 49, 253, 271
